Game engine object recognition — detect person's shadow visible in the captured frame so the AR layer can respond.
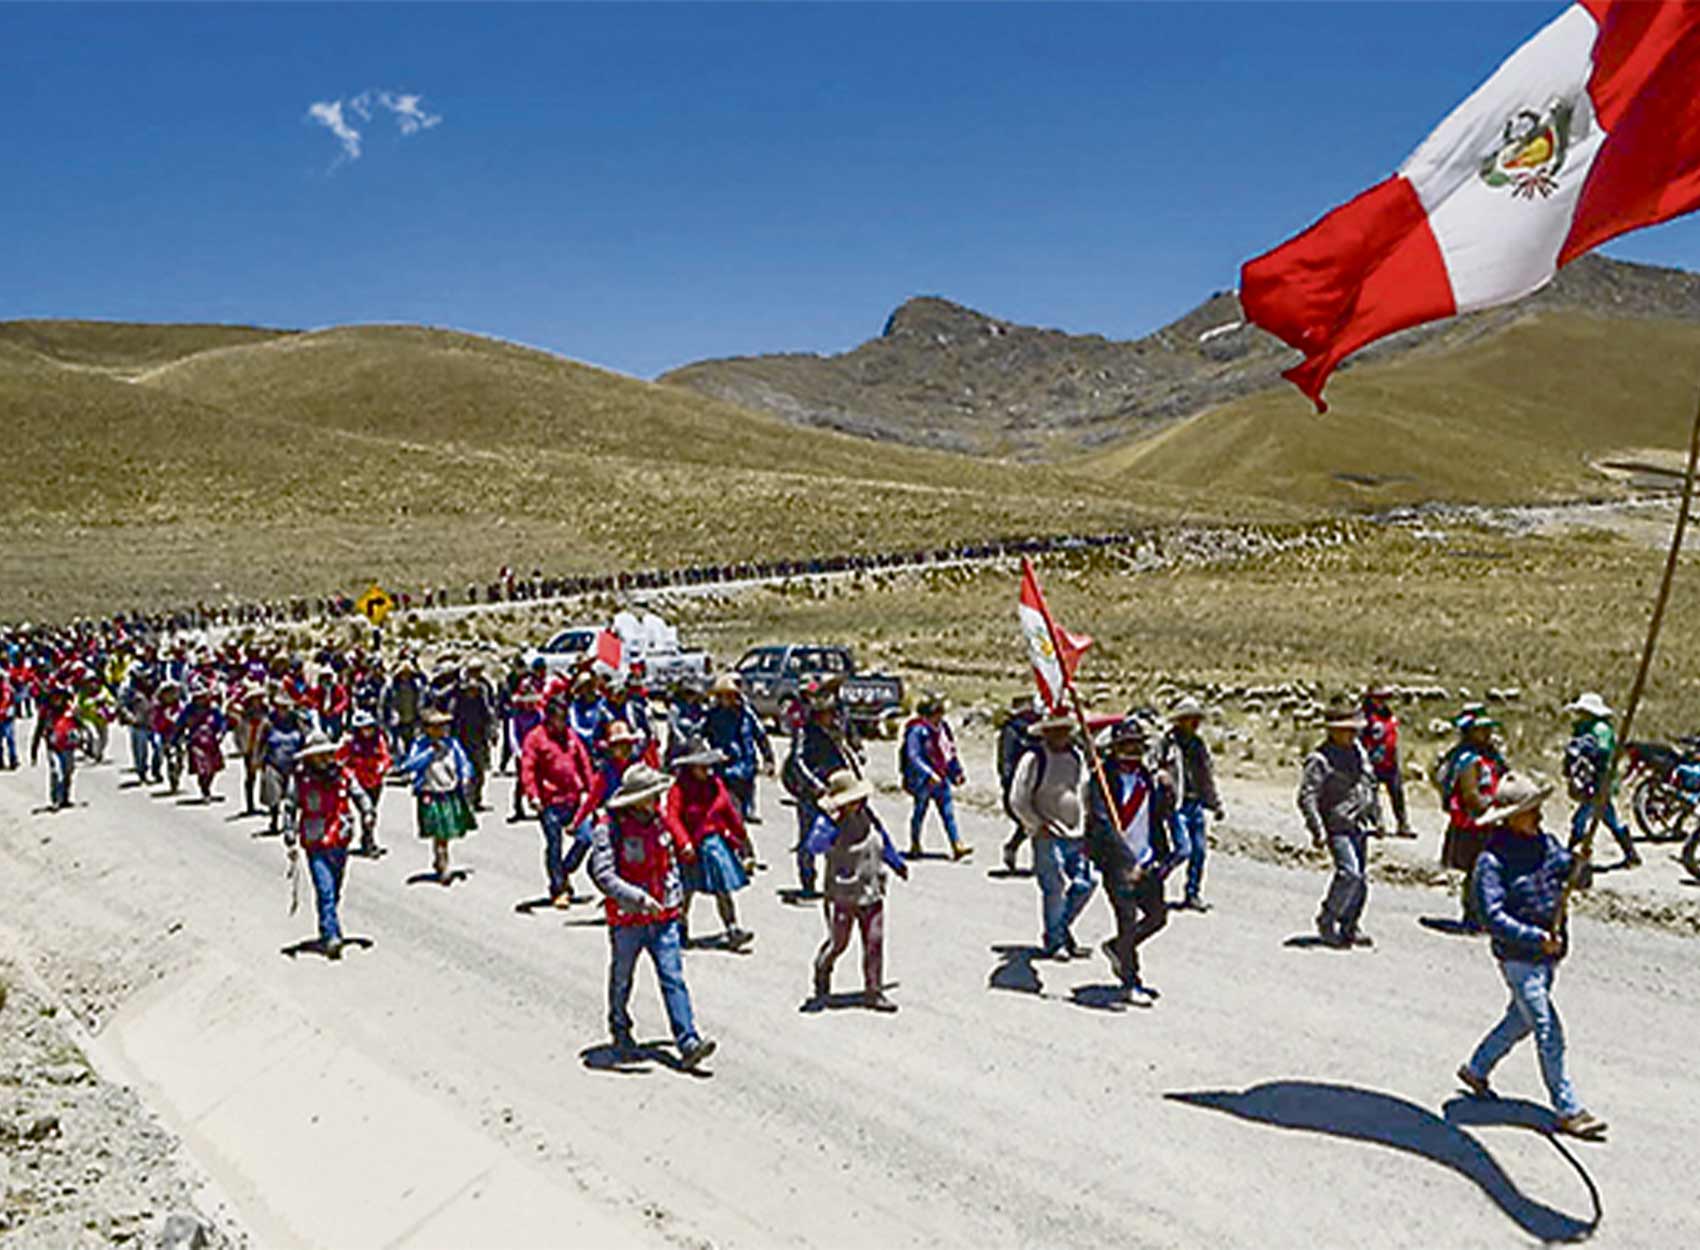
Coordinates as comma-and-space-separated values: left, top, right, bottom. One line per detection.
579, 1040, 712, 1079
1167, 1081, 1601, 1242
988, 944, 1044, 996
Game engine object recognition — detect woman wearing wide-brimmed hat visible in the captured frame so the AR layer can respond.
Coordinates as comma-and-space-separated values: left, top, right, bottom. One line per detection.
587, 763, 717, 1069
398, 708, 477, 883
667, 736, 756, 949
1456, 772, 1607, 1141
1441, 713, 1508, 931
287, 731, 355, 959
703, 672, 774, 825
1297, 698, 1382, 948
802, 768, 909, 1011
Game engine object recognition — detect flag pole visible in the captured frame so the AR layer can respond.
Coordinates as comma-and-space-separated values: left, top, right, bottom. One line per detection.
1030, 567, 1123, 839
1555, 387, 1700, 929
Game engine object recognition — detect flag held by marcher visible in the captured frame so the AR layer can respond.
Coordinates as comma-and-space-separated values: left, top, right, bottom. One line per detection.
1017, 558, 1092, 712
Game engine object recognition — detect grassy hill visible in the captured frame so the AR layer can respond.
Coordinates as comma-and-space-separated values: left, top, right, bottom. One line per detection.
1086, 312, 1700, 509
0, 320, 1262, 619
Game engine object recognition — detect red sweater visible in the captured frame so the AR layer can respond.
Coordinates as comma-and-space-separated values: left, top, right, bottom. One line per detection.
295, 767, 351, 850
337, 733, 393, 792
665, 772, 751, 856
520, 723, 594, 811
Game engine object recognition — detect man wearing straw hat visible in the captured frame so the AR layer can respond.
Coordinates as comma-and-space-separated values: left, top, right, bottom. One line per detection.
1456, 772, 1607, 1141
803, 768, 909, 1011
588, 763, 717, 1068
1085, 718, 1171, 1000
1156, 696, 1224, 912
1010, 712, 1095, 959
286, 730, 355, 960
1298, 696, 1383, 948
1562, 692, 1640, 871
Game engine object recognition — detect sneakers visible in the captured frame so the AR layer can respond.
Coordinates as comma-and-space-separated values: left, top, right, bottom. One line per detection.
1557, 1111, 1608, 1140
679, 1037, 718, 1070
863, 991, 899, 1013
1343, 930, 1375, 948
951, 843, 973, 862
1183, 894, 1212, 913
550, 892, 573, 910
323, 938, 344, 961
1456, 1065, 1494, 1099
726, 928, 755, 950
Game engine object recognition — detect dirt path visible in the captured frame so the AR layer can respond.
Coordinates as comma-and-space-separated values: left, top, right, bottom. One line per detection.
1, 738, 1696, 1249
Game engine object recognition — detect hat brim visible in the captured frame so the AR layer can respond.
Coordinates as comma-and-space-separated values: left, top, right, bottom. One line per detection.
1029, 716, 1077, 735
607, 779, 673, 809
1480, 783, 1554, 827
819, 779, 876, 813
298, 744, 339, 759
673, 750, 726, 768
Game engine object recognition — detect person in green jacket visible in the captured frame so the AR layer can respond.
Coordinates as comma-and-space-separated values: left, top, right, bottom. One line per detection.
1562, 692, 1640, 870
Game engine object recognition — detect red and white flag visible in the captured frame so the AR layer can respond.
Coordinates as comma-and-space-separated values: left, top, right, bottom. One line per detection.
1244, 1, 1700, 411
1017, 558, 1092, 712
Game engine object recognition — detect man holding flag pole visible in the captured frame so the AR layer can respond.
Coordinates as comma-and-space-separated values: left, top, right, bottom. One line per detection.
1241, 0, 1700, 1139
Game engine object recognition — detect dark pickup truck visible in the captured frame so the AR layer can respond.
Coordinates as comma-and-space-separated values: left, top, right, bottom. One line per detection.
733, 643, 905, 737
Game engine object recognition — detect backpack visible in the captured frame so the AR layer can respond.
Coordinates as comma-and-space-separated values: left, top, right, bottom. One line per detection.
1563, 733, 1600, 803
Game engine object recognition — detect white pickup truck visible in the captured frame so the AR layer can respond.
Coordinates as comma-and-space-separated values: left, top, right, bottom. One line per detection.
528, 611, 713, 687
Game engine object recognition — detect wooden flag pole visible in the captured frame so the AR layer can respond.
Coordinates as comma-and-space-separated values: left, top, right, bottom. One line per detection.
1556, 388, 1700, 929
1035, 589, 1123, 839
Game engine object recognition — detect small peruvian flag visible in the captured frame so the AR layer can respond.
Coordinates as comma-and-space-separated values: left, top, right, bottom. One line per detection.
593, 629, 624, 674
1017, 558, 1092, 713
1244, 1, 1700, 411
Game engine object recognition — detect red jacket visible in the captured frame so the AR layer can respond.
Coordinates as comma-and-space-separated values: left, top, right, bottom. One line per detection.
665, 771, 751, 856
591, 807, 693, 926
1360, 704, 1400, 779
337, 733, 393, 792
520, 723, 594, 811
0, 674, 12, 720
294, 767, 351, 850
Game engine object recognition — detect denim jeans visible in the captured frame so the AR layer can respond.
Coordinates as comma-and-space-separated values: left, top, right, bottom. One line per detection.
539, 804, 574, 897
796, 800, 820, 892
607, 919, 699, 1048
563, 817, 595, 879
908, 782, 960, 849
1034, 836, 1096, 953
129, 726, 159, 780
0, 718, 16, 770
308, 847, 348, 945
1169, 800, 1209, 899
1467, 959, 1582, 1118
1320, 831, 1370, 936
48, 749, 76, 808
1570, 799, 1636, 861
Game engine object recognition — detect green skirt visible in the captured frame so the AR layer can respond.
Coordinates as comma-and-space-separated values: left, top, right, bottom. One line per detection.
417, 791, 474, 840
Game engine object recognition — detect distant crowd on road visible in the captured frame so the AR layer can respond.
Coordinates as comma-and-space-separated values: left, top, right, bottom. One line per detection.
0, 607, 1617, 1135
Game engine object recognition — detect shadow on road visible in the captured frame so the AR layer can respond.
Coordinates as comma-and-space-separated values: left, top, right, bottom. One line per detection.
987, 944, 1044, 996
579, 1040, 712, 1080
404, 869, 472, 887
1281, 935, 1344, 951
1418, 917, 1483, 937
280, 936, 375, 960
1167, 1081, 1601, 1243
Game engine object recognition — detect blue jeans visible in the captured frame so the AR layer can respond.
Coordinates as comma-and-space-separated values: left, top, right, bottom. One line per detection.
1467, 959, 1581, 1118
48, 749, 75, 808
908, 783, 960, 850
1034, 836, 1096, 953
539, 805, 578, 897
130, 726, 159, 780
1570, 799, 1636, 860
1169, 801, 1209, 900
796, 801, 820, 892
563, 817, 595, 878
0, 718, 16, 769
308, 848, 348, 945
607, 919, 699, 1048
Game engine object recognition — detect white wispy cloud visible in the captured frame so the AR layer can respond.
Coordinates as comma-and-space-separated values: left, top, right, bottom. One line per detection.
306, 89, 442, 168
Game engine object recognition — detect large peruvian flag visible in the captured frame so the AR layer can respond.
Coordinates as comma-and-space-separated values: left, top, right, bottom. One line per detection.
1017, 558, 1092, 713
1244, 1, 1700, 411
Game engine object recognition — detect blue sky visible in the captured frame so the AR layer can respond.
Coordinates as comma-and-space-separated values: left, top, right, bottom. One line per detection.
4, 2, 1698, 378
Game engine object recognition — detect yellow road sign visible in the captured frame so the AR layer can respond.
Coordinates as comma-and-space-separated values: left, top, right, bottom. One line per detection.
356, 584, 395, 627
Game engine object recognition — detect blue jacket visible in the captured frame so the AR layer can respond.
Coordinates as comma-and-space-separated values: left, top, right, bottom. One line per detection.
1474, 830, 1573, 964
397, 735, 475, 795
901, 718, 964, 794
705, 701, 768, 781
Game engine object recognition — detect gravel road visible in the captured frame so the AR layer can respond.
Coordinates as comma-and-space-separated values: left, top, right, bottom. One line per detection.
0, 730, 1696, 1249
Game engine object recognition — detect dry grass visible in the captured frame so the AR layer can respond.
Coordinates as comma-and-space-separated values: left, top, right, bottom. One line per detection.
1085, 313, 1700, 510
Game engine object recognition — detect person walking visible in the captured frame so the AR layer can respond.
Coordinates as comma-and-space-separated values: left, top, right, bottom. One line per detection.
588, 763, 717, 1068
1456, 772, 1608, 1140
1085, 719, 1171, 1002
259, 700, 306, 835
1298, 698, 1384, 948
505, 657, 547, 821
783, 679, 863, 898
398, 708, 477, 884
703, 673, 773, 824
804, 768, 909, 1011
287, 732, 355, 959
234, 686, 270, 815
519, 694, 595, 907
997, 695, 1041, 872
900, 692, 970, 861
173, 683, 228, 803
668, 736, 757, 949
1156, 697, 1224, 912
1562, 692, 1640, 870
1442, 714, 1508, 931
0, 664, 16, 771
1361, 682, 1415, 837
451, 661, 498, 812
1010, 712, 1095, 960
337, 711, 392, 857
383, 657, 423, 756
29, 687, 80, 810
